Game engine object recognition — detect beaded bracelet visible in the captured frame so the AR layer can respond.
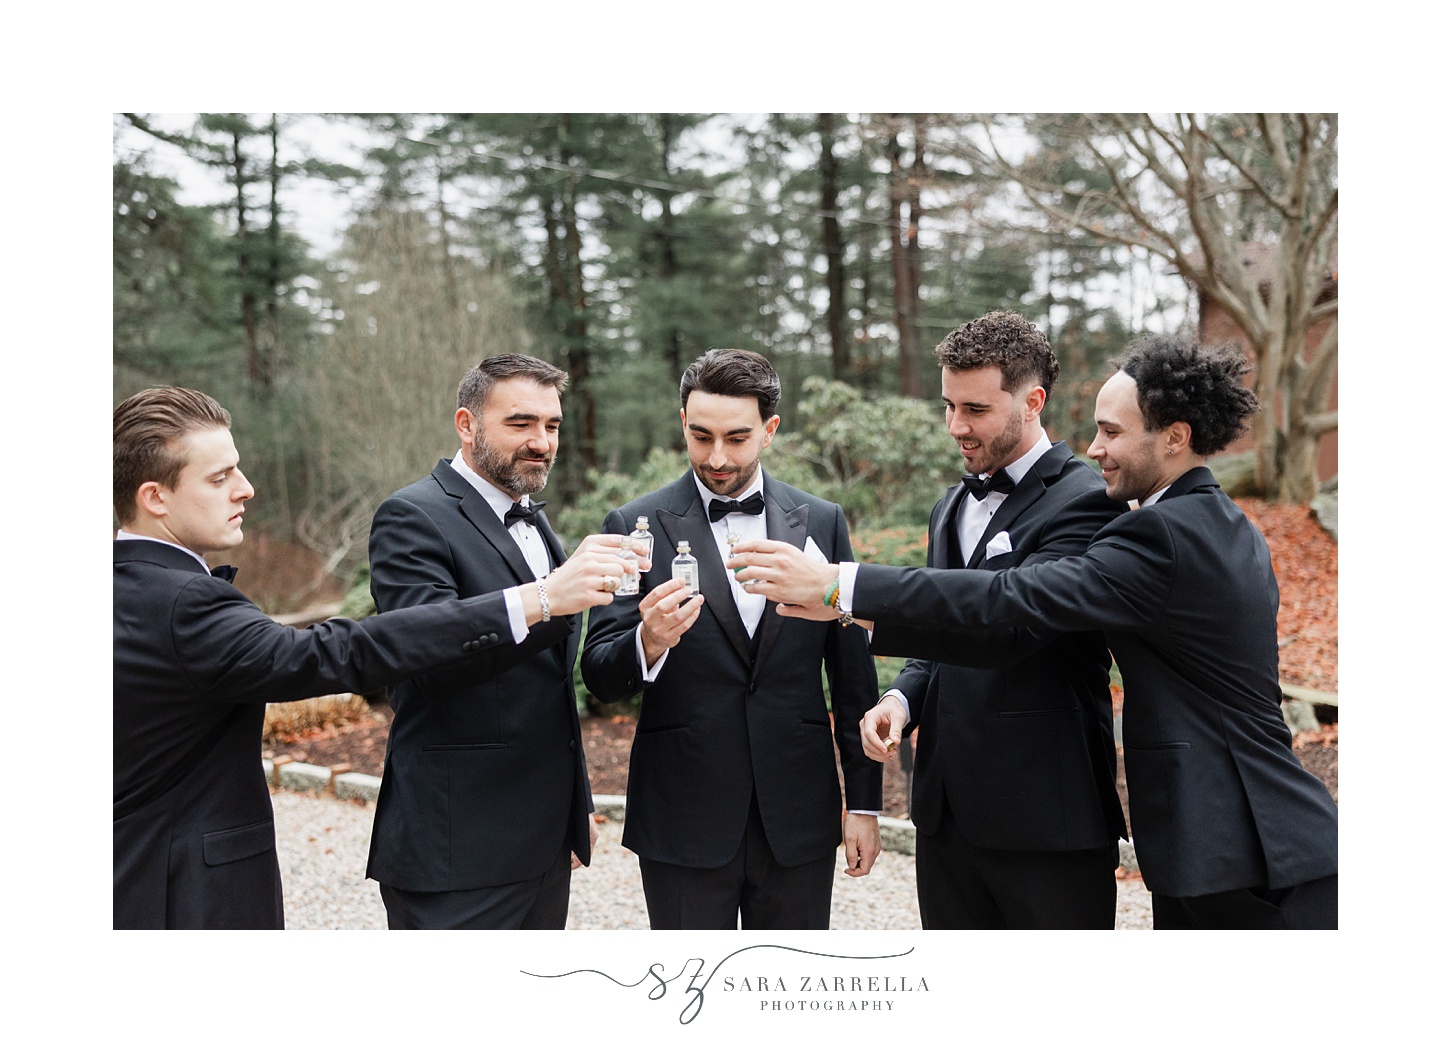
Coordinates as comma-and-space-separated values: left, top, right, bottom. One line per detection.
823, 577, 840, 608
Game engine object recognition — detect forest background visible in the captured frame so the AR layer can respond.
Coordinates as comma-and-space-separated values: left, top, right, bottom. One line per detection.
112, 112, 1338, 618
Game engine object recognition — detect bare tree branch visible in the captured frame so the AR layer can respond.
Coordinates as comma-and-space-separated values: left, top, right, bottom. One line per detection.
1304, 411, 1338, 438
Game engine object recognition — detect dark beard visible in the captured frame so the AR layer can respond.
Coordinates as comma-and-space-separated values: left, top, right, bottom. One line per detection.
472, 440, 553, 496
695, 459, 758, 498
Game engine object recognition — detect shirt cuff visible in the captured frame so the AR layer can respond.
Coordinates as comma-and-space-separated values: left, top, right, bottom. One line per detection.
884, 689, 911, 724
636, 624, 669, 681
504, 585, 530, 644
847, 809, 880, 816
837, 561, 860, 614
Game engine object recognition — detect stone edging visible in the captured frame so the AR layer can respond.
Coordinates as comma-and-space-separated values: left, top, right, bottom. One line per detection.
262, 758, 1138, 871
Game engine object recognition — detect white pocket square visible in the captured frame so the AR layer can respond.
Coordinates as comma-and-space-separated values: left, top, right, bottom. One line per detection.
984, 531, 1014, 559
803, 536, 829, 564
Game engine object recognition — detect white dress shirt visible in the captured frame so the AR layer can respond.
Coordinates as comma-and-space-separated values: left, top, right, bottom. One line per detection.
635, 472, 879, 818
635, 470, 769, 681
450, 450, 548, 644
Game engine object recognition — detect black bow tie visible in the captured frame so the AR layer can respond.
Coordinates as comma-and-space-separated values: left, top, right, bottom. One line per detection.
209, 564, 238, 584
504, 500, 547, 527
708, 491, 765, 523
961, 471, 1015, 500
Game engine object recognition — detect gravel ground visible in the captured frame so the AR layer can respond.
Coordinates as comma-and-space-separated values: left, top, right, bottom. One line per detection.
273, 789, 1152, 930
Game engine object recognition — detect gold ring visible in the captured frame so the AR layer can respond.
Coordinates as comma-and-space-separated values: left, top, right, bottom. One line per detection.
602, 575, 618, 593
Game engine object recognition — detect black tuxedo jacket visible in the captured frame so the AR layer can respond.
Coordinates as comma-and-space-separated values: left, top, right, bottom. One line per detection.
853, 467, 1338, 896
869, 441, 1128, 851
113, 538, 519, 929
581, 472, 881, 869
365, 460, 593, 892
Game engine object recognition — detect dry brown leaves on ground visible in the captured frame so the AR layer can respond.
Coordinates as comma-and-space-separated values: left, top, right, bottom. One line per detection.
1235, 499, 1338, 693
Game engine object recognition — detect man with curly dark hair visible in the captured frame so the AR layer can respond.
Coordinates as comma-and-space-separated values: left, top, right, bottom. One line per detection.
862, 312, 1129, 929
733, 334, 1340, 929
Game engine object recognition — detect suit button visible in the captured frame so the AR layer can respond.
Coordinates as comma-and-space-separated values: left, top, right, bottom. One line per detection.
462, 641, 473, 653
569, 740, 577, 750
486, 633, 499, 645
748, 682, 758, 693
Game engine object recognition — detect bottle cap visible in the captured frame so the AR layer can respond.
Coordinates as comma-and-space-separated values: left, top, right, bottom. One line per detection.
636, 516, 649, 527
677, 541, 690, 552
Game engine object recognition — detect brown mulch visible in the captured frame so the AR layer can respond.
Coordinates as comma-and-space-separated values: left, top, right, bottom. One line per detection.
261, 498, 1338, 826
1235, 499, 1338, 692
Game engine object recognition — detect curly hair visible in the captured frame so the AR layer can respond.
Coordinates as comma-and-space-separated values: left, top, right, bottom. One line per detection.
932, 310, 1059, 401
1116, 335, 1260, 456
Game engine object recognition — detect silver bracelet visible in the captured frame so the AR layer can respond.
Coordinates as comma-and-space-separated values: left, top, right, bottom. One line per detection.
537, 579, 551, 622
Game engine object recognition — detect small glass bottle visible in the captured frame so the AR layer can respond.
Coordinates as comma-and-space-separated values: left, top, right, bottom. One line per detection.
615, 535, 640, 596
631, 515, 654, 571
671, 540, 699, 595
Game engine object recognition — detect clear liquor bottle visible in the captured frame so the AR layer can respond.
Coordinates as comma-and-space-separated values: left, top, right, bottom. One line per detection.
631, 516, 654, 571
671, 540, 699, 595
615, 535, 640, 596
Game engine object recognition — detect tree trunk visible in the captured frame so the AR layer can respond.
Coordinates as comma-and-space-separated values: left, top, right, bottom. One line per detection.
819, 113, 847, 381
887, 119, 922, 397
233, 130, 261, 387
266, 114, 291, 531
551, 117, 596, 473
265, 115, 281, 386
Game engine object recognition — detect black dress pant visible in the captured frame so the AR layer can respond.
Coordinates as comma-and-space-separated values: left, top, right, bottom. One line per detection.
378, 842, 573, 929
915, 798, 1119, 929
637, 793, 836, 929
1152, 873, 1337, 929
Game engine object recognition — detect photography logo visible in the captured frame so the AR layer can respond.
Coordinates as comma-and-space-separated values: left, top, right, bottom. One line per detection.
523, 943, 926, 1025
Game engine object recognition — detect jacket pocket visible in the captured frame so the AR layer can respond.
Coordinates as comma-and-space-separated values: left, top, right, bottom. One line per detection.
997, 707, 1081, 718
636, 722, 689, 736
202, 818, 275, 866
422, 742, 509, 751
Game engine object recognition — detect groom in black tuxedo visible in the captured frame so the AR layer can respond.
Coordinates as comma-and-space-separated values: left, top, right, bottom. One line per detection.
861, 312, 1126, 928
582, 348, 882, 929
113, 386, 629, 929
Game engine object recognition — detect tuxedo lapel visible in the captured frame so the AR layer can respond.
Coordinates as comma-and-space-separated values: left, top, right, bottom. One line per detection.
968, 474, 1045, 567
535, 511, 567, 569
966, 442, 1072, 568
654, 474, 754, 666
750, 477, 808, 674
931, 482, 969, 569
431, 461, 537, 586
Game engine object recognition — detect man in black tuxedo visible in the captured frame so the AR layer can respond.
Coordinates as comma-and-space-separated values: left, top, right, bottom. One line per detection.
581, 348, 882, 929
366, 354, 634, 929
863, 312, 1127, 928
113, 387, 629, 929
734, 336, 1338, 929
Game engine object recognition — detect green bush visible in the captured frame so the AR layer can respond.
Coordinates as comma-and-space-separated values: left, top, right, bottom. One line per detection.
772, 377, 960, 531
554, 447, 688, 547
851, 526, 931, 568
338, 561, 376, 619
557, 378, 960, 544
